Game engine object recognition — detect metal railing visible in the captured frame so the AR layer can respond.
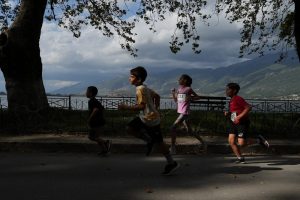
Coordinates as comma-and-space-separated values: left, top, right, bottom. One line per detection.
1, 95, 300, 113
1, 95, 300, 136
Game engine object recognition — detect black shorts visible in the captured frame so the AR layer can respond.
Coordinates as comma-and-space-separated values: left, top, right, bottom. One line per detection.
228, 120, 250, 139
127, 117, 164, 144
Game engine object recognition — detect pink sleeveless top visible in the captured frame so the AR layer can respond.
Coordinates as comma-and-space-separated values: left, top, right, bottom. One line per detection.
177, 86, 192, 115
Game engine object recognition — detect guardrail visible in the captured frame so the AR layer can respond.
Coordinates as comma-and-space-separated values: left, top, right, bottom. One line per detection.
1, 95, 300, 113
1, 95, 300, 136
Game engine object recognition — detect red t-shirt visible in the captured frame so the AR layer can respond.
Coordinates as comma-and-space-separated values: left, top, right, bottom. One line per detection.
229, 95, 250, 118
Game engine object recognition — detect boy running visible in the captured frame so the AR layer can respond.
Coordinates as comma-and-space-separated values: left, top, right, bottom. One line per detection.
118, 66, 179, 175
225, 83, 270, 163
86, 86, 111, 156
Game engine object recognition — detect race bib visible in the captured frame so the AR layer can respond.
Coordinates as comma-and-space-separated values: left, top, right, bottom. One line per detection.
177, 93, 186, 103
231, 112, 237, 122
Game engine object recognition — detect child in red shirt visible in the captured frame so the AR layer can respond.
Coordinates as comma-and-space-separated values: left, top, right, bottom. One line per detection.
225, 83, 270, 163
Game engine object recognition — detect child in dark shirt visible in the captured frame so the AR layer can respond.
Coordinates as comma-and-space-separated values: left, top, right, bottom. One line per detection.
86, 86, 111, 155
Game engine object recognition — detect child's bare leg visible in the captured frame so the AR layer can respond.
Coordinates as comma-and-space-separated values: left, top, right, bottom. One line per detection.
184, 120, 205, 145
237, 138, 247, 147
158, 142, 170, 155
228, 134, 242, 158
94, 137, 106, 149
183, 120, 197, 139
157, 142, 175, 164
170, 125, 178, 146
171, 115, 185, 146
89, 128, 108, 152
246, 138, 258, 146
237, 137, 259, 149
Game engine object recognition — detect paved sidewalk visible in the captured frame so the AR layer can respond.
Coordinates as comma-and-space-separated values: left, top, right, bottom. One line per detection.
1, 153, 299, 200
0, 133, 299, 154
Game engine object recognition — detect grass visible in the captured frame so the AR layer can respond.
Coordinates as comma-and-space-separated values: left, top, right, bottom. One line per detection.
0, 109, 300, 138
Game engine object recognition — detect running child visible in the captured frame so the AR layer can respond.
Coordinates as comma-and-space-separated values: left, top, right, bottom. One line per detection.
118, 66, 179, 175
225, 83, 270, 163
170, 74, 202, 155
86, 86, 111, 156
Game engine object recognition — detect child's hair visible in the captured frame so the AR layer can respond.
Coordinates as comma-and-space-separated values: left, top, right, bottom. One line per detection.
180, 74, 193, 87
87, 86, 98, 96
130, 66, 147, 82
227, 83, 240, 94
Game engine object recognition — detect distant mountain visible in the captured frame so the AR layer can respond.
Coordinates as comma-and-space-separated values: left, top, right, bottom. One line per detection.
52, 51, 300, 99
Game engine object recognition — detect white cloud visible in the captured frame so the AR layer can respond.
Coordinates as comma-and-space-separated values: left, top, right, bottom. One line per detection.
1, 11, 247, 92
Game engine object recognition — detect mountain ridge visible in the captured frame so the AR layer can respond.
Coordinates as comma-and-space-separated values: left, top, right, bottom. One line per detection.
52, 51, 300, 99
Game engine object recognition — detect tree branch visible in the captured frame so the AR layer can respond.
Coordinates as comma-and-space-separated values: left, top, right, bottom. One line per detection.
294, 0, 300, 61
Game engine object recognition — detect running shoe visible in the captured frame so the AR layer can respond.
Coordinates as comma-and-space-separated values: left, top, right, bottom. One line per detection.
235, 157, 246, 164
258, 135, 270, 148
162, 161, 180, 175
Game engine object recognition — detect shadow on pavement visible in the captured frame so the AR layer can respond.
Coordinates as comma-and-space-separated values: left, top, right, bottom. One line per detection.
242, 156, 300, 166
219, 166, 282, 175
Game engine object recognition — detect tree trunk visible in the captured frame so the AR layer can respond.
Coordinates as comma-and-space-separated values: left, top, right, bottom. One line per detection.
0, 0, 48, 112
294, 0, 300, 61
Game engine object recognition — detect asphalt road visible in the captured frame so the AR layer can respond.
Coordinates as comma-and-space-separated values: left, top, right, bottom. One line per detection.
0, 153, 299, 200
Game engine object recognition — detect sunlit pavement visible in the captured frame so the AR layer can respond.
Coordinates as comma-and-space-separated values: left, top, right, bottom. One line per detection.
1, 134, 300, 154
0, 153, 299, 200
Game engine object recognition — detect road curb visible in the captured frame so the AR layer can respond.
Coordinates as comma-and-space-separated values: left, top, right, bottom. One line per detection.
0, 141, 299, 154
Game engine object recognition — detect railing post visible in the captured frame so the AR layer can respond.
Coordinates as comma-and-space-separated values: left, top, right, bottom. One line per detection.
68, 95, 72, 110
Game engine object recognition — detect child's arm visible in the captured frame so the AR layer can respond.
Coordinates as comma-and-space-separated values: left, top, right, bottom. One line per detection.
190, 89, 201, 101
234, 104, 252, 124
171, 88, 177, 102
152, 90, 160, 110
88, 108, 99, 122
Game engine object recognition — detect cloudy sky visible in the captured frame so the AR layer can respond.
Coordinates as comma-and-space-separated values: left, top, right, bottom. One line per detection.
0, 12, 249, 92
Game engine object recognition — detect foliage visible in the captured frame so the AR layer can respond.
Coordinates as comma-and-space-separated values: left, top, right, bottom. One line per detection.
0, 0, 296, 58
216, 0, 295, 59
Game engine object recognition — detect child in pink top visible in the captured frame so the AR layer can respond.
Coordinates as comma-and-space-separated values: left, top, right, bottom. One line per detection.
170, 74, 201, 154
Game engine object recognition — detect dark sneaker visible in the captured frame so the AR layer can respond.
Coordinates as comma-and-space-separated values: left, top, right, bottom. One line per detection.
235, 157, 246, 164
146, 141, 154, 156
162, 161, 180, 175
97, 140, 111, 156
258, 135, 270, 148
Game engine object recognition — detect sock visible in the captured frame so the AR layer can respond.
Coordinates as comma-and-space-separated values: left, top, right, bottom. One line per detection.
165, 153, 174, 164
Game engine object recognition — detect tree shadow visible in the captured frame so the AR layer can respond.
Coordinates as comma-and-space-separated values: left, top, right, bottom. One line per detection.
219, 165, 282, 175
267, 157, 300, 166
243, 156, 300, 166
